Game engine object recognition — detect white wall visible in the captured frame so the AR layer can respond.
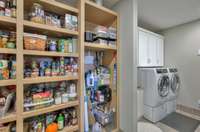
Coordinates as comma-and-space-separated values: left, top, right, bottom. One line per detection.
163, 20, 200, 109
113, 0, 138, 132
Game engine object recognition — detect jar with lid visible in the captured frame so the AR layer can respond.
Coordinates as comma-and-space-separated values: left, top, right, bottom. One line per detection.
30, 3, 45, 24
0, 0, 5, 16
1, 35, 8, 48
6, 32, 16, 49
48, 39, 57, 51
54, 91, 62, 105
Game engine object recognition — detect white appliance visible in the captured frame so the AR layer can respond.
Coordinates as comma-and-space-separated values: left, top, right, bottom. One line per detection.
166, 68, 180, 114
139, 68, 170, 122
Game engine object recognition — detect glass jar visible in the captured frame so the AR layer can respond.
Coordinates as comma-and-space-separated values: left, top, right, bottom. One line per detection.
6, 32, 16, 49
30, 3, 45, 24
48, 39, 57, 51
55, 92, 62, 105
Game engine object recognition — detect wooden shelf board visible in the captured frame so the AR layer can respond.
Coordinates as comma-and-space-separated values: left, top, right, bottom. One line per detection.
0, 16, 16, 29
0, 48, 17, 54
85, 42, 117, 51
23, 50, 79, 57
24, 0, 78, 16
23, 75, 79, 84
22, 101, 79, 118
0, 112, 16, 124
23, 20, 78, 37
85, 0, 117, 26
59, 125, 79, 132
0, 79, 17, 87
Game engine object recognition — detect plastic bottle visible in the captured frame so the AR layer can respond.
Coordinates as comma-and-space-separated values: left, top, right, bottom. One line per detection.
57, 113, 64, 130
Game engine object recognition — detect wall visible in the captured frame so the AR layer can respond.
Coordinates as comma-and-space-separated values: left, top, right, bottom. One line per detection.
113, 0, 138, 132
163, 20, 200, 109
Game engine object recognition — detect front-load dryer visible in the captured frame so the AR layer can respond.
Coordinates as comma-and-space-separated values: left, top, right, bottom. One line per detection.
167, 68, 180, 100
166, 68, 180, 114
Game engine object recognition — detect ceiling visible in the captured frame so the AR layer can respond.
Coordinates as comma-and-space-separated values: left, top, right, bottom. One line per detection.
138, 0, 200, 32
103, 0, 120, 8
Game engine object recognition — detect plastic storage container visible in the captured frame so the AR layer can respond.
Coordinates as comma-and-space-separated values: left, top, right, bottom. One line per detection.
24, 33, 47, 51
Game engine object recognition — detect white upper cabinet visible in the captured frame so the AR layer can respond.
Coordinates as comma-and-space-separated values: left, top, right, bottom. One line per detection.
138, 28, 164, 67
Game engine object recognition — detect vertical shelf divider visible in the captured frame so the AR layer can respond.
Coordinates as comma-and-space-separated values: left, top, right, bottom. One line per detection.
78, 0, 85, 131
16, 0, 24, 131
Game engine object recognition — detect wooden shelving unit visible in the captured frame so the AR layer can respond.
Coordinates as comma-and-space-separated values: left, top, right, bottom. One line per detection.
85, 42, 117, 51
0, 112, 17, 124
84, 1, 120, 132
0, 79, 17, 87
24, 20, 78, 37
0, 0, 119, 131
23, 50, 79, 57
22, 101, 79, 118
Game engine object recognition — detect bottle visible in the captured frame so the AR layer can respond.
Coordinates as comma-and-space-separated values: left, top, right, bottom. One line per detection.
57, 113, 64, 130
5, 0, 11, 17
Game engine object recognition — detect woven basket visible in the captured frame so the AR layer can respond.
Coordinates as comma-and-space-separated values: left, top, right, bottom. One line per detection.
24, 33, 47, 51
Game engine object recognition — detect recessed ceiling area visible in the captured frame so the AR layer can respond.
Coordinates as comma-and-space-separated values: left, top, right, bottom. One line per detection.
104, 0, 120, 8
138, 0, 200, 32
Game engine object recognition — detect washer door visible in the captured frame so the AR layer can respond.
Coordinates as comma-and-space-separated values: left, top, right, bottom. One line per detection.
158, 75, 170, 97
171, 74, 180, 94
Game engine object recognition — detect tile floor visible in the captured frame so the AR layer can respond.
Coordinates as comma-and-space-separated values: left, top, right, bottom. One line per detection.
139, 111, 200, 132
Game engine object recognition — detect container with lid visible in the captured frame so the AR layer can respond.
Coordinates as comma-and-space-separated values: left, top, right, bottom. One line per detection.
30, 3, 45, 24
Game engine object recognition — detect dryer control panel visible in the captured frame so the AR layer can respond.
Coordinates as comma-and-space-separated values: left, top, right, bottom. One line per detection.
156, 69, 168, 74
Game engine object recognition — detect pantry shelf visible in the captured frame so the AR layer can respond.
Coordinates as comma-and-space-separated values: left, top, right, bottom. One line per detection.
23, 20, 79, 37
0, 79, 17, 87
0, 16, 16, 28
22, 100, 79, 119
85, 42, 117, 51
23, 50, 79, 57
23, 75, 79, 84
0, 113, 16, 124
85, 0, 117, 26
25, 0, 78, 16
0, 48, 17, 54
59, 125, 79, 132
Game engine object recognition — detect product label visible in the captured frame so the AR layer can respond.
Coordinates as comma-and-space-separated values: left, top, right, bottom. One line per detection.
58, 120, 64, 130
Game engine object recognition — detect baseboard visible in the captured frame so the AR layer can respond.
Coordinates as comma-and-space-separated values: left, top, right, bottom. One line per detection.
176, 104, 200, 120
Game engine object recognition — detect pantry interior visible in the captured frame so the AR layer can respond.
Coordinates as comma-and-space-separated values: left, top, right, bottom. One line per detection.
0, 0, 120, 132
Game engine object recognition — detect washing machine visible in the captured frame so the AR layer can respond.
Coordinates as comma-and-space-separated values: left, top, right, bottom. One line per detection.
166, 68, 180, 114
139, 68, 170, 122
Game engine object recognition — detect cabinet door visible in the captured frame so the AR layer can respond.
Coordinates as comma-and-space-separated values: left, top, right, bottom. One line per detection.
138, 31, 148, 66
148, 34, 157, 66
156, 38, 164, 66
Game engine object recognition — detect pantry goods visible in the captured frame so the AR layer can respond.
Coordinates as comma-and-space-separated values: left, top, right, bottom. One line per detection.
24, 107, 78, 132
24, 81, 77, 111
29, 3, 78, 31
24, 57, 78, 78
0, 0, 16, 18
0, 30, 16, 49
24, 32, 77, 53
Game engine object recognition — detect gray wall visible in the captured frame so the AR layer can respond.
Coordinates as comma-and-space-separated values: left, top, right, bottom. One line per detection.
163, 20, 200, 109
113, 0, 138, 131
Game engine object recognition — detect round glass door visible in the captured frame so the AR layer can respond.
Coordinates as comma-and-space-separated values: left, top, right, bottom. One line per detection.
171, 74, 180, 94
158, 75, 170, 97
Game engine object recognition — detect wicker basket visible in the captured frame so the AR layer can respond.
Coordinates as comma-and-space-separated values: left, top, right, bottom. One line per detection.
0, 124, 11, 132
24, 33, 47, 51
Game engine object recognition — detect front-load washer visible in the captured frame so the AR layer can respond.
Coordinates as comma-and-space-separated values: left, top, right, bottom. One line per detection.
166, 68, 180, 114
139, 68, 170, 107
139, 68, 170, 122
